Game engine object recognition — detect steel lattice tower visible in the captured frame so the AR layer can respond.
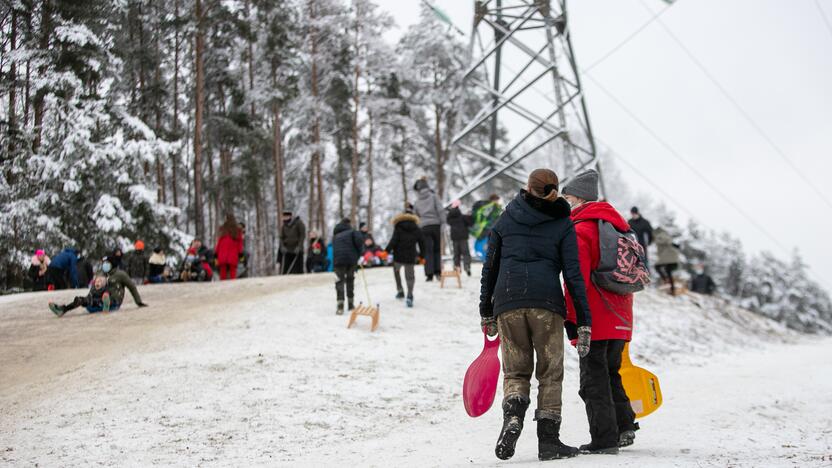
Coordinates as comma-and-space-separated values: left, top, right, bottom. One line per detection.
448, 0, 603, 202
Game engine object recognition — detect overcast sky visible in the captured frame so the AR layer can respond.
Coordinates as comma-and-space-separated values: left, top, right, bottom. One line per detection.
375, 0, 832, 287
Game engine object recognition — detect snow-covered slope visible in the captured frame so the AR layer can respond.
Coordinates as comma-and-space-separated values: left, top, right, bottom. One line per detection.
1, 266, 828, 467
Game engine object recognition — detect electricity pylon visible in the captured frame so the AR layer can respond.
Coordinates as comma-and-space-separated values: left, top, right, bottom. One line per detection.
448, 0, 604, 202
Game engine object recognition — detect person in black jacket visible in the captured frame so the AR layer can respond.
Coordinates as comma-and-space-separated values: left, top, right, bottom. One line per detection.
332, 218, 364, 315
479, 168, 592, 462
386, 210, 425, 307
446, 200, 473, 276
629, 207, 653, 266
690, 263, 717, 295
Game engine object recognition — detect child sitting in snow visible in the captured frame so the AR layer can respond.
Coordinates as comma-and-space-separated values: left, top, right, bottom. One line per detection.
48, 275, 113, 317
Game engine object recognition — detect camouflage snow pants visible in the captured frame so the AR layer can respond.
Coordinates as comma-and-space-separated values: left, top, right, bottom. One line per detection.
497, 308, 565, 420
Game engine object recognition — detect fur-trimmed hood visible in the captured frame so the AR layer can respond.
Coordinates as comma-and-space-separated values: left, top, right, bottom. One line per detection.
392, 213, 420, 227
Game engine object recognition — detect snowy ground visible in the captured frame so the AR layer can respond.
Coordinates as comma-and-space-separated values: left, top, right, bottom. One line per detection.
1, 266, 830, 467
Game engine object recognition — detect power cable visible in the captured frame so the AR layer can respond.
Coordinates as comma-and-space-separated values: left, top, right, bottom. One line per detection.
584, 72, 792, 254
638, 0, 832, 211
816, 0, 832, 42
583, 0, 681, 73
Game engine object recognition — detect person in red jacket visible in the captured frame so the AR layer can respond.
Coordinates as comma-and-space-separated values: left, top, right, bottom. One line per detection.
214, 214, 244, 280
561, 170, 637, 455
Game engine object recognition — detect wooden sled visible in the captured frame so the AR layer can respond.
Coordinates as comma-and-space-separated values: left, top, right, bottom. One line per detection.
440, 268, 462, 289
347, 303, 380, 332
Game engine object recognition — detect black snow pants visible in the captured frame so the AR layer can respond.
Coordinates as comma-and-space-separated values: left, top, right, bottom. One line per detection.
422, 224, 442, 278
579, 339, 636, 447
393, 262, 415, 297
46, 266, 68, 290
334, 265, 355, 303
452, 239, 471, 273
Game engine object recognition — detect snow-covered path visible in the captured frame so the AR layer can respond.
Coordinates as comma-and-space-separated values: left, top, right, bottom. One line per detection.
1, 267, 829, 467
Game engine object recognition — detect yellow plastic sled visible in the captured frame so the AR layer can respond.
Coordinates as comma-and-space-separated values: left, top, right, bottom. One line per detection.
620, 343, 662, 418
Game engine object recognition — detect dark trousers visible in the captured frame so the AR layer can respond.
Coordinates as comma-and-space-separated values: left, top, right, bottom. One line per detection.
281, 251, 304, 275
656, 263, 677, 294
46, 266, 68, 290
422, 224, 442, 277
452, 239, 471, 272
579, 339, 636, 447
393, 262, 415, 296
62, 295, 121, 313
334, 265, 355, 303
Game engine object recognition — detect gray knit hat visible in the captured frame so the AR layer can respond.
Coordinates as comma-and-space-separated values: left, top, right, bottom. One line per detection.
561, 169, 599, 202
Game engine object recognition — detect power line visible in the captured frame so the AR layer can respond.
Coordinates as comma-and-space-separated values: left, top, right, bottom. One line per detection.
583, 0, 681, 73
637, 0, 832, 211
817, 0, 832, 43
583, 72, 793, 255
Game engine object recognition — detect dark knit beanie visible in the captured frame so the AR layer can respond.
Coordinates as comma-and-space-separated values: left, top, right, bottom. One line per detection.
562, 169, 599, 202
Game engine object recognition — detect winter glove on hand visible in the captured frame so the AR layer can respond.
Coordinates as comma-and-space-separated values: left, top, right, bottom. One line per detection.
577, 326, 591, 358
480, 316, 498, 337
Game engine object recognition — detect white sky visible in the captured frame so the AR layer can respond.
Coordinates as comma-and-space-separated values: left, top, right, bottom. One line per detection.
376, 0, 832, 288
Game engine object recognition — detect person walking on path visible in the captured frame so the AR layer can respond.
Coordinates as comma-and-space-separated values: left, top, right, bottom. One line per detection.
125, 240, 149, 284
446, 200, 473, 276
654, 226, 682, 295
47, 247, 80, 290
479, 168, 592, 462
561, 169, 640, 455
331, 218, 364, 315
386, 207, 425, 308
412, 178, 445, 281
279, 211, 306, 275
628, 207, 653, 267
215, 214, 245, 280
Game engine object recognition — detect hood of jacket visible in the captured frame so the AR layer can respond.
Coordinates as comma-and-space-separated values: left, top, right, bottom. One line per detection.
392, 213, 420, 230
571, 201, 630, 232
505, 190, 571, 227
417, 187, 435, 201
333, 220, 352, 237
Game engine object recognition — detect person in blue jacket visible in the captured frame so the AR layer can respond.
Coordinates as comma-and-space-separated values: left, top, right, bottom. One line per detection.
47, 248, 80, 289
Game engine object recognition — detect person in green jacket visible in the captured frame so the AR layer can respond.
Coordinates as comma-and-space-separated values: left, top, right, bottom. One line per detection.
48, 258, 148, 317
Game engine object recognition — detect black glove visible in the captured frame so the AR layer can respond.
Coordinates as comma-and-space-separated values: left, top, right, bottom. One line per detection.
480, 316, 498, 337
577, 326, 591, 358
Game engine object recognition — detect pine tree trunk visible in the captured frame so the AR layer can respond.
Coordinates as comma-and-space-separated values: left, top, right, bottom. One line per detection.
193, 0, 206, 240
399, 129, 408, 208
271, 92, 285, 231
171, 0, 181, 210
434, 104, 445, 201
23, 5, 32, 129
349, 13, 361, 226
309, 0, 324, 233
7, 5, 18, 156
32, 0, 51, 153
154, 1, 165, 204
366, 109, 374, 231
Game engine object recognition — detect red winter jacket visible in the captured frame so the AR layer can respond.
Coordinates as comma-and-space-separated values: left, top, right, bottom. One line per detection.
215, 234, 243, 265
564, 202, 634, 342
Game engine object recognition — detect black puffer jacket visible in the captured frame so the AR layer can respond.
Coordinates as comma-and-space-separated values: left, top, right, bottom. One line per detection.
479, 191, 591, 327
386, 213, 425, 264
446, 207, 472, 241
332, 220, 364, 268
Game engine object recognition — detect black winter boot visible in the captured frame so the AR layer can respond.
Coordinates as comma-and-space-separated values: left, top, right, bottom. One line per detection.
579, 441, 619, 455
336, 300, 344, 315
537, 418, 579, 460
494, 396, 529, 460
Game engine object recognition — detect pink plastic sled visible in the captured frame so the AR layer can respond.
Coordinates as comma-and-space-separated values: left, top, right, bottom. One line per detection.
463, 331, 501, 417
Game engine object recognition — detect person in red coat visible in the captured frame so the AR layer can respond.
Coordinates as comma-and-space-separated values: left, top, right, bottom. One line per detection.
215, 214, 244, 280
561, 170, 637, 455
